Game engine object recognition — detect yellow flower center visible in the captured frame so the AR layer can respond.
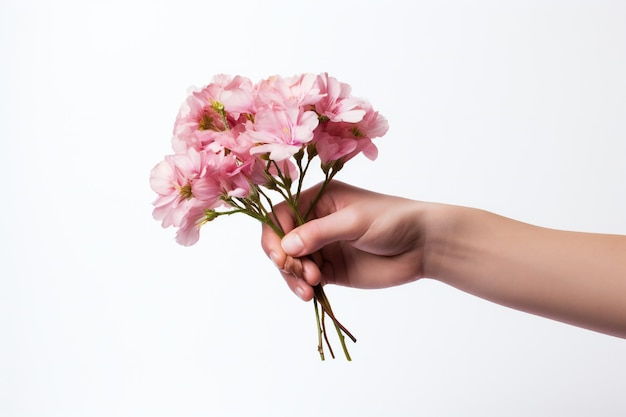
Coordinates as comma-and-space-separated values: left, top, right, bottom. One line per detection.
179, 182, 193, 200
198, 113, 216, 131
351, 127, 364, 138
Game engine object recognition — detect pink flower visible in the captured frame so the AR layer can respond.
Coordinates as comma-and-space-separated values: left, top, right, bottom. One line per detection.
171, 92, 228, 154
191, 151, 252, 204
150, 145, 254, 232
314, 73, 366, 123
210, 123, 255, 160
175, 206, 210, 246
246, 105, 319, 161
150, 148, 206, 228
171, 75, 254, 153
205, 74, 256, 117
314, 102, 388, 163
313, 131, 359, 164
354, 103, 389, 140
255, 73, 324, 109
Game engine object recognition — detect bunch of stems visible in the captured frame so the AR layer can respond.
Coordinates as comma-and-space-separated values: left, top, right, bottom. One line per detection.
216, 144, 356, 360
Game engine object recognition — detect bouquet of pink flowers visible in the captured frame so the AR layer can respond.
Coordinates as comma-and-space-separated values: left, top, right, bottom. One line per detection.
150, 72, 388, 360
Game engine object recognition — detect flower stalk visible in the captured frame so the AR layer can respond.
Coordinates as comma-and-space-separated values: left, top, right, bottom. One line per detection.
252, 152, 356, 360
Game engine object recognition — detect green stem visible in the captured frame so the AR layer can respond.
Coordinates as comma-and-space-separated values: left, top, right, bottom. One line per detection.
261, 211, 355, 360
313, 284, 355, 361
256, 188, 286, 236
271, 160, 306, 226
313, 285, 356, 343
303, 168, 338, 221
320, 308, 335, 359
246, 159, 355, 360
313, 298, 325, 361
295, 151, 314, 208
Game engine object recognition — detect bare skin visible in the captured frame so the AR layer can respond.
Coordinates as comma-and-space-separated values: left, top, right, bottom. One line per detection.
261, 181, 626, 339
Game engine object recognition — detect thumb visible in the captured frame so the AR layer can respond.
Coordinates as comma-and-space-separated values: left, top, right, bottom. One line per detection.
281, 208, 362, 257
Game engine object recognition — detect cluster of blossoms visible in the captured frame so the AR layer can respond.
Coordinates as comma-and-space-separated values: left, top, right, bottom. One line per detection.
150, 73, 388, 359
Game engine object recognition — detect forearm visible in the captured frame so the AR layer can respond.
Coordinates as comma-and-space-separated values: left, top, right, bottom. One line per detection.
424, 204, 626, 338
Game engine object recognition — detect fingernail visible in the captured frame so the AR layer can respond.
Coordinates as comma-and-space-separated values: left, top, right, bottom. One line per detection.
294, 285, 306, 300
269, 251, 281, 268
282, 233, 304, 254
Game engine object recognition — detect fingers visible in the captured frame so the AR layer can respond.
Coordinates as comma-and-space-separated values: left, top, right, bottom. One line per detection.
261, 221, 322, 301
275, 265, 313, 301
260, 181, 361, 300
273, 258, 323, 301
268, 252, 322, 301
281, 208, 362, 257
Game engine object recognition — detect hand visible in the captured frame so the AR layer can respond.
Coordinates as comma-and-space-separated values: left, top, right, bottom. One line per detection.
261, 180, 626, 338
261, 181, 428, 301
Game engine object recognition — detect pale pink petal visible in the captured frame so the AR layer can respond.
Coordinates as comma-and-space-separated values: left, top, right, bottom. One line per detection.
314, 132, 358, 164
250, 143, 301, 161
175, 206, 206, 246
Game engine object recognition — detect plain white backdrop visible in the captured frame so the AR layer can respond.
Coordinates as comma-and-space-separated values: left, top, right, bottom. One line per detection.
1, 0, 625, 416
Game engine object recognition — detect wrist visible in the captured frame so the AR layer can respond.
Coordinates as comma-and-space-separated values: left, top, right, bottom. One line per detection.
421, 203, 482, 283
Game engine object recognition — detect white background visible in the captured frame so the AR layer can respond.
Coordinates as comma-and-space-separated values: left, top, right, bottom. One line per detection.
2, 1, 625, 416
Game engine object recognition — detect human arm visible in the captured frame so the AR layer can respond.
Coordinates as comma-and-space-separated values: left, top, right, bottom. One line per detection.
426, 204, 626, 338
261, 181, 626, 338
